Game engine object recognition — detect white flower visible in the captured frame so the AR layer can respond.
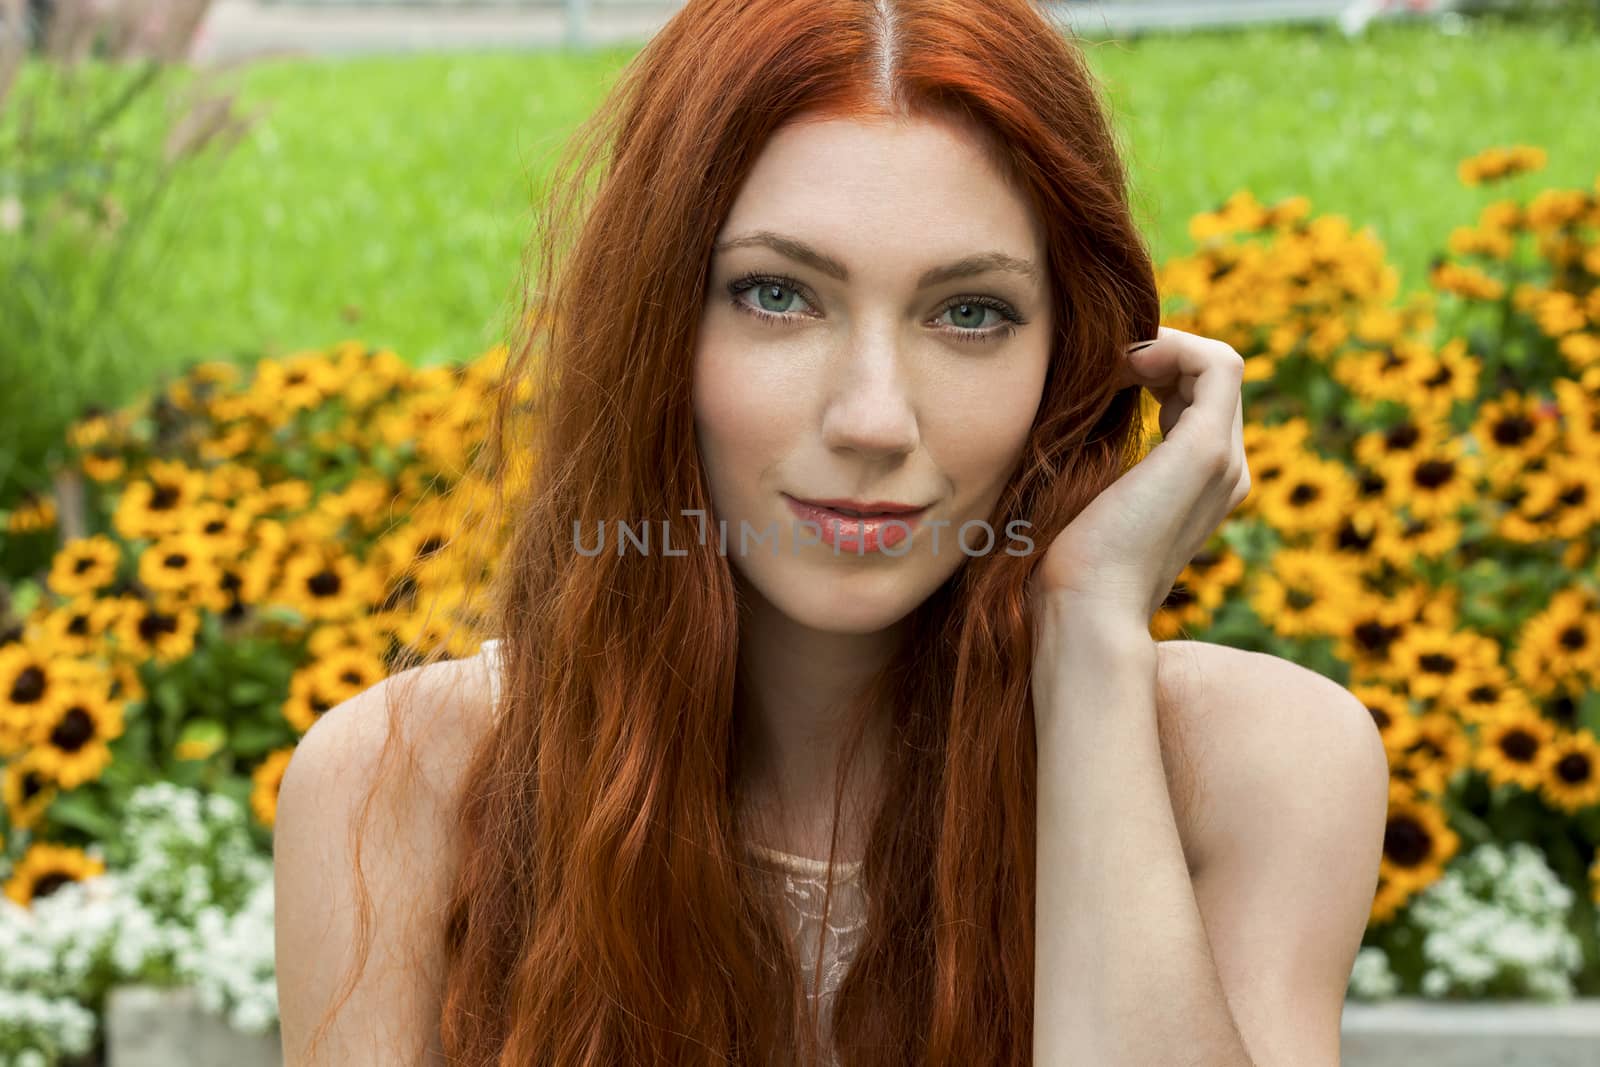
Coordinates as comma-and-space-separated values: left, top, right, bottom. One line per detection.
1, 782, 283, 1052
1408, 841, 1583, 1001
1347, 945, 1400, 1000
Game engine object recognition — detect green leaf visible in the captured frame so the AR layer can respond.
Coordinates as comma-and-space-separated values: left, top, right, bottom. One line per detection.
152, 675, 184, 716
1578, 690, 1600, 739
48, 791, 118, 839
176, 717, 227, 755
228, 678, 273, 705
230, 719, 290, 757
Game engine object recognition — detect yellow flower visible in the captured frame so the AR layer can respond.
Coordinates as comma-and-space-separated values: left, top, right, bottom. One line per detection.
26, 671, 125, 789
1539, 729, 1600, 813
46, 536, 121, 599
1472, 711, 1557, 793
112, 459, 207, 541
1428, 261, 1504, 302
1456, 144, 1547, 186
0, 644, 70, 759
1, 750, 57, 830
1374, 782, 1459, 917
6, 491, 57, 534
3, 842, 105, 908
250, 747, 297, 826
175, 737, 222, 760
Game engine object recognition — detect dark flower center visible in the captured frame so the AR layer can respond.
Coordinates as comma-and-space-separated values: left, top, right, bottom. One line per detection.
1384, 815, 1432, 867
10, 666, 45, 704
1556, 752, 1592, 785
50, 708, 96, 751
31, 872, 75, 900
1500, 730, 1538, 762
309, 570, 343, 597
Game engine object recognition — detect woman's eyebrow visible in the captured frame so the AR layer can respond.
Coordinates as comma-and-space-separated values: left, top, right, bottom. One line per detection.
713, 230, 1040, 289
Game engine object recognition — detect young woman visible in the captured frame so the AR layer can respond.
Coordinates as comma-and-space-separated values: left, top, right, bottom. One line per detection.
274, 0, 1388, 1063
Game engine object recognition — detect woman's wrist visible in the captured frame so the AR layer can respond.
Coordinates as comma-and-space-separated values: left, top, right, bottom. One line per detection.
1033, 591, 1155, 660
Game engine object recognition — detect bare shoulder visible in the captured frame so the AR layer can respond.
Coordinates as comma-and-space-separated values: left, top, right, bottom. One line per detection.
1155, 640, 1389, 1060
1155, 638, 1386, 878
273, 645, 501, 1065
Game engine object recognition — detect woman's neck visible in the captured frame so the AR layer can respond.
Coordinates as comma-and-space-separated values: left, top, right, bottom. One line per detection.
733, 583, 901, 863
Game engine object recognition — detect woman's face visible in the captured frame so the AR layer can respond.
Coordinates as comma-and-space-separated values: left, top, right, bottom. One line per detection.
692, 112, 1053, 635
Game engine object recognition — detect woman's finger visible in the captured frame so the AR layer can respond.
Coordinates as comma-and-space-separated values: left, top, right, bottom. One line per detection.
1142, 337, 1241, 429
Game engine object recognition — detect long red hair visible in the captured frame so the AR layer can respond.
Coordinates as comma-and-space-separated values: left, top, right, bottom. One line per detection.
313, 0, 1160, 1062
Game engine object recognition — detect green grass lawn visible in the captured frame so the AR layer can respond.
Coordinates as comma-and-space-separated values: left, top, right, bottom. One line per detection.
118, 18, 1600, 380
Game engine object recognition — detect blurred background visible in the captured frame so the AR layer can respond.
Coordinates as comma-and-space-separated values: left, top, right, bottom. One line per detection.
2, 1, 1599, 1064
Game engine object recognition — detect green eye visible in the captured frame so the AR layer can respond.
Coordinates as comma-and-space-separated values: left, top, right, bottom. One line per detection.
726, 271, 1026, 345
753, 282, 802, 314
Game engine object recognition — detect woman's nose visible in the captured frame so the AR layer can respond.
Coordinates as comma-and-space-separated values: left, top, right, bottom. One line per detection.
818, 334, 920, 458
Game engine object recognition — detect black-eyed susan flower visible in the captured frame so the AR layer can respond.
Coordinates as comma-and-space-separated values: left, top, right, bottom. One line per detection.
1350, 682, 1421, 759
79, 442, 127, 483
1456, 144, 1547, 186
250, 747, 296, 826
6, 492, 56, 535
1452, 662, 1535, 728
1524, 187, 1589, 231
0, 644, 67, 758
253, 350, 344, 415
32, 597, 107, 659
1370, 872, 1413, 926
1150, 541, 1245, 641
1500, 453, 1600, 543
308, 646, 387, 704
1510, 590, 1600, 699
203, 462, 265, 504
275, 546, 381, 624
289, 644, 390, 732
1472, 711, 1558, 794
1331, 588, 1429, 676
1558, 332, 1600, 371
1, 749, 57, 830
1429, 260, 1504, 302
109, 599, 201, 666
26, 671, 125, 789
1252, 453, 1360, 540
1377, 436, 1482, 523
46, 535, 121, 600
1378, 780, 1459, 905
1539, 729, 1600, 813
1246, 547, 1365, 640
1532, 289, 1588, 338
1395, 709, 1471, 797
1447, 224, 1516, 261
137, 532, 222, 600
3, 842, 105, 907
1388, 626, 1502, 706
1398, 338, 1480, 417
1470, 393, 1563, 494
256, 478, 314, 517
306, 617, 391, 659
112, 458, 208, 541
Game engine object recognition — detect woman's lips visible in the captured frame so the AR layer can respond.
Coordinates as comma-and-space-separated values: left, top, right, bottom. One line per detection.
783, 495, 928, 552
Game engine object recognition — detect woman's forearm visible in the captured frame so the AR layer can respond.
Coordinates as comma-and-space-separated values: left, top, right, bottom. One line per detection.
1031, 601, 1254, 1066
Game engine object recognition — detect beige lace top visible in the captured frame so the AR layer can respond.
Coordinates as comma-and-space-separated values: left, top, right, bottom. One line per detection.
746, 841, 868, 1054
478, 639, 868, 1051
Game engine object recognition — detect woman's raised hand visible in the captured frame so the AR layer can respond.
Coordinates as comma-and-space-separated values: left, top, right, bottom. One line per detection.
1032, 326, 1252, 629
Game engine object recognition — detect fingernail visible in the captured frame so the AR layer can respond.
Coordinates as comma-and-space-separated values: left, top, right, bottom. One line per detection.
1127, 340, 1157, 352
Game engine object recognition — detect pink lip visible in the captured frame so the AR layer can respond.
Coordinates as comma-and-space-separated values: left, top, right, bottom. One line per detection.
783, 494, 929, 552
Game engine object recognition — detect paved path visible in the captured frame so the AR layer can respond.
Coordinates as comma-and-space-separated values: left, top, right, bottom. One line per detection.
188, 0, 1431, 64
191, 1, 680, 62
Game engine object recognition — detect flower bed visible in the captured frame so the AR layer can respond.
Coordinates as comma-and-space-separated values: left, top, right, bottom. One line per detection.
2, 144, 1599, 1060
